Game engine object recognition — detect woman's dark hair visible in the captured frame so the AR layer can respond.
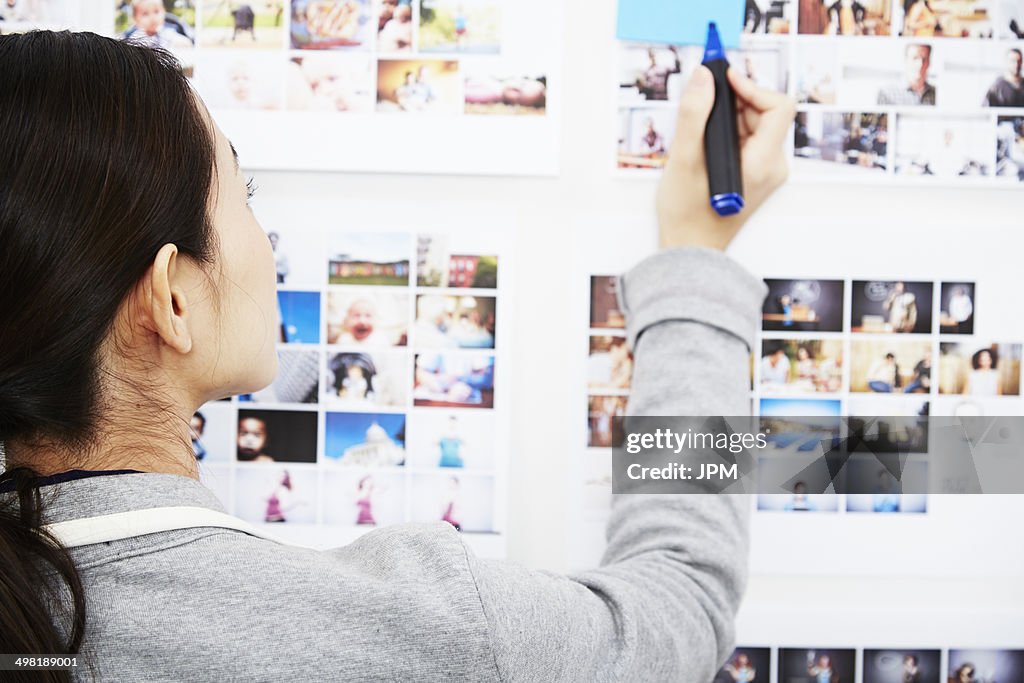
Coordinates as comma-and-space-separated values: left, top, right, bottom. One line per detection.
0, 31, 218, 672
971, 347, 998, 370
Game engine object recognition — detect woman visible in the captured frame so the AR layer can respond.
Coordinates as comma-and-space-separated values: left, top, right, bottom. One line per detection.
966, 348, 1001, 396
904, 0, 939, 36
0, 32, 793, 680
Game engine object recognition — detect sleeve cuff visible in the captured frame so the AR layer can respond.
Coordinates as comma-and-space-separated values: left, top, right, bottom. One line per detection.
616, 247, 768, 353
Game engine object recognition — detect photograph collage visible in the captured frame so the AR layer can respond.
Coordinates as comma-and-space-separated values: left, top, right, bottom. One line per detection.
0, 2, 547, 117
714, 646, 1024, 683
615, 0, 1024, 184
190, 228, 504, 539
585, 273, 1023, 516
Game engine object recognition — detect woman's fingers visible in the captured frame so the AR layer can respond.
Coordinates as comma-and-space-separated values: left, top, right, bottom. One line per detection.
668, 66, 715, 166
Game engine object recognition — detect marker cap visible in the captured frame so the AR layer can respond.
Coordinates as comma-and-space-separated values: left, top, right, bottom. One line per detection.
710, 192, 745, 217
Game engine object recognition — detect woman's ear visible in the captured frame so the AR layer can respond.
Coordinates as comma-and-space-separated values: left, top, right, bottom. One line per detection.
141, 243, 193, 354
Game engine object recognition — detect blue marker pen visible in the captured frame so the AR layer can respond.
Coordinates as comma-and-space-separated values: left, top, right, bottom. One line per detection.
702, 22, 744, 217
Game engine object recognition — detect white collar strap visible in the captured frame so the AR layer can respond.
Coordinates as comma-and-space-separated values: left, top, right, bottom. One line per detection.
42, 506, 292, 549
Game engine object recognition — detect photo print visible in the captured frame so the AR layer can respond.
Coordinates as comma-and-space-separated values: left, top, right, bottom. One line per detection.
762, 279, 845, 332
798, 0, 892, 35
235, 466, 317, 524
588, 335, 633, 392
286, 53, 375, 112
794, 111, 888, 173
413, 352, 495, 408
327, 232, 411, 286
744, 0, 794, 34
850, 280, 933, 334
198, 0, 286, 49
416, 234, 499, 288
376, 58, 462, 113
714, 648, 772, 683
290, 0, 373, 50
997, 115, 1024, 180
322, 469, 406, 526
413, 294, 496, 349
895, 115, 995, 177
324, 350, 410, 408
325, 290, 409, 346
191, 401, 238, 463
760, 338, 845, 394
264, 224, 325, 288
948, 650, 1024, 683
410, 472, 496, 532
862, 649, 941, 683
850, 339, 934, 394
845, 455, 929, 513
278, 290, 322, 344
590, 276, 626, 329
376, 0, 414, 53
193, 50, 287, 111
405, 411, 496, 469
240, 349, 321, 404
236, 409, 319, 463
324, 411, 407, 466
418, 0, 500, 54
588, 395, 628, 448
898, 0, 996, 38
756, 453, 844, 512
463, 62, 546, 116
779, 649, 857, 683
939, 282, 976, 334
939, 342, 1022, 396
617, 107, 676, 170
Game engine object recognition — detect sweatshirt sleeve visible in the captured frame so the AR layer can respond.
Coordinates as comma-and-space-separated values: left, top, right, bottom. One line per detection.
463, 247, 767, 682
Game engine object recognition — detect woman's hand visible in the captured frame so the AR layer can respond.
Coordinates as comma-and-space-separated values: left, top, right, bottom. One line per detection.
657, 66, 796, 251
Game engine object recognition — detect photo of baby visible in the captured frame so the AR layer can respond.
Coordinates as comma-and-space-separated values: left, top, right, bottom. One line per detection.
239, 349, 320, 404
760, 339, 844, 394
325, 290, 409, 346
328, 233, 411, 286
850, 339, 934, 393
418, 0, 500, 54
794, 111, 888, 172
413, 294, 496, 349
290, 0, 371, 49
278, 290, 322, 344
193, 50, 286, 111
617, 107, 676, 170
324, 351, 409, 407
236, 409, 319, 463
198, 0, 286, 49
939, 342, 1022, 395
376, 58, 461, 112
324, 412, 407, 466
413, 352, 495, 408
588, 336, 633, 392
464, 70, 546, 116
116, 0, 194, 51
286, 53, 375, 112
798, 0, 892, 35
851, 280, 933, 335
376, 0, 413, 52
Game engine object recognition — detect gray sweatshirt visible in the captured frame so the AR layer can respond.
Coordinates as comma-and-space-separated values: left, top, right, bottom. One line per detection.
19, 247, 767, 682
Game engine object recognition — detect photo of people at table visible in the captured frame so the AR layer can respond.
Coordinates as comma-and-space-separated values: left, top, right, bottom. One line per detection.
795, 111, 888, 172
760, 339, 845, 394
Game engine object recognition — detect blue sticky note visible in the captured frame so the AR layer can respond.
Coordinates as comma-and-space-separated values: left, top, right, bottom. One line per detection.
616, 0, 745, 49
